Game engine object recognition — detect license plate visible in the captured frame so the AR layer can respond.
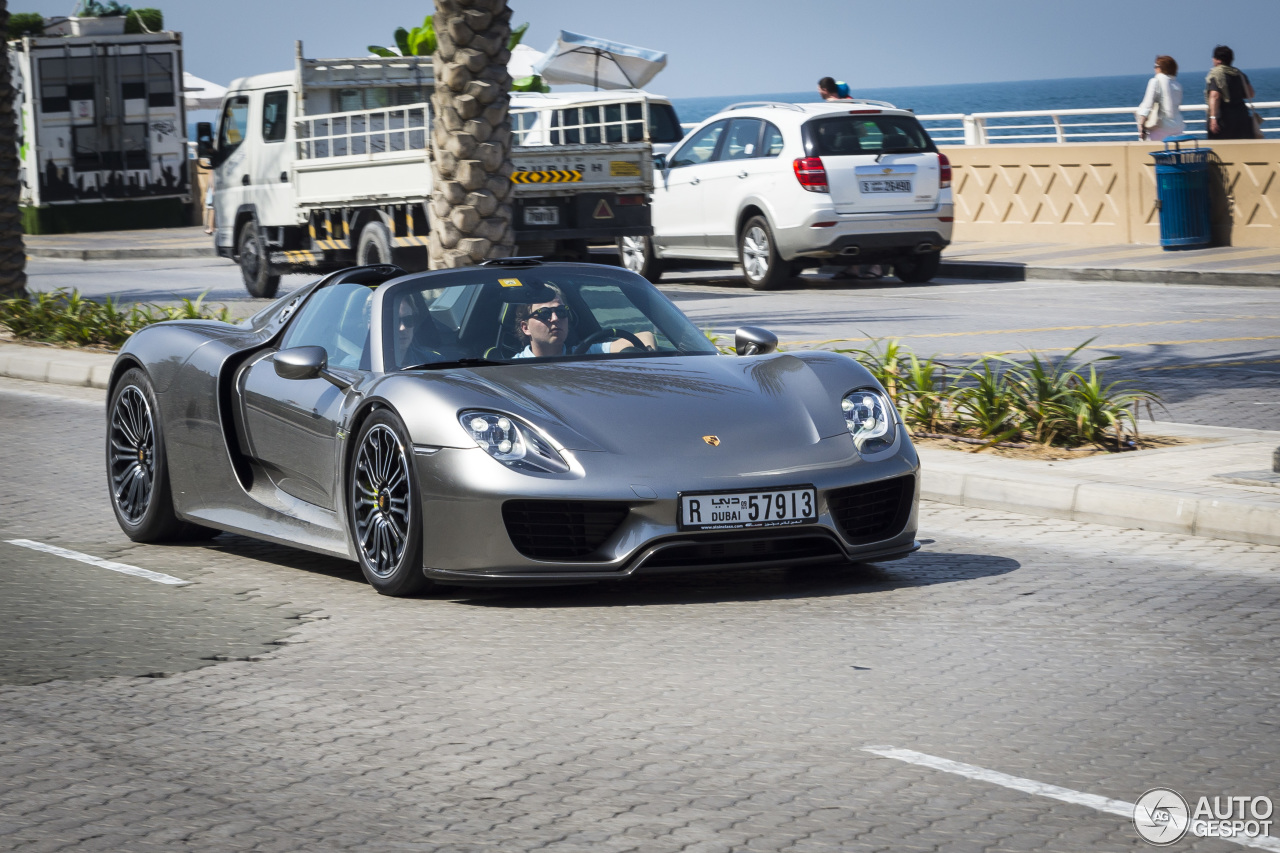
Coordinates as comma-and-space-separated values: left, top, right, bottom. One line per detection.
523, 205, 559, 226
859, 179, 913, 193
679, 486, 817, 531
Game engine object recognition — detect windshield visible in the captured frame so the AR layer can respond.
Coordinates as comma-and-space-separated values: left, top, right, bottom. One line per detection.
382, 268, 718, 370
803, 115, 935, 156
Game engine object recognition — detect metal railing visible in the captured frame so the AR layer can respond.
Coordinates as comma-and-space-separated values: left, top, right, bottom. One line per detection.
296, 104, 428, 160
917, 102, 1280, 144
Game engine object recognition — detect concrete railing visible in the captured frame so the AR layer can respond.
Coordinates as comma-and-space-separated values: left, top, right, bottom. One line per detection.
920, 102, 1280, 145
941, 138, 1280, 248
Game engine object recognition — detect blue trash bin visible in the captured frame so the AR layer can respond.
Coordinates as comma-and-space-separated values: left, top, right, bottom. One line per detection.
1150, 134, 1212, 250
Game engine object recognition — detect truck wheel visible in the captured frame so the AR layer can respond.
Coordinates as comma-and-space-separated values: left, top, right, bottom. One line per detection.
738, 216, 794, 291
617, 235, 664, 282
238, 221, 281, 299
893, 251, 942, 284
357, 221, 393, 266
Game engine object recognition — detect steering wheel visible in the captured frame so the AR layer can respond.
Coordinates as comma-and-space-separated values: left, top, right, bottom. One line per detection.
574, 327, 648, 354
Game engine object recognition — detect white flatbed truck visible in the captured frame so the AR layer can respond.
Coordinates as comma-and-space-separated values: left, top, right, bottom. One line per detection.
199, 44, 657, 297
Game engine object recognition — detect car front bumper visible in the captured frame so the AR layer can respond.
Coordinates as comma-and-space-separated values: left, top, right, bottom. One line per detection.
414, 436, 921, 584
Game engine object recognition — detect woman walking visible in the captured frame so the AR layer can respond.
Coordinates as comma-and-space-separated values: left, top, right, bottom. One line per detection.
1205, 45, 1256, 139
1136, 55, 1185, 142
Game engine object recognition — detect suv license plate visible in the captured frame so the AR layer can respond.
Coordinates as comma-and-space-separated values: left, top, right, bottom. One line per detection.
679, 486, 817, 531
860, 179, 913, 193
524, 206, 559, 226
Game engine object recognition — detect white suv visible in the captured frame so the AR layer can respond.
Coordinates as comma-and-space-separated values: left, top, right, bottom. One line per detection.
620, 101, 953, 289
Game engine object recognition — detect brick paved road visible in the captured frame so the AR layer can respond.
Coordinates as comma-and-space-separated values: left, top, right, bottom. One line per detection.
1, 379, 1277, 852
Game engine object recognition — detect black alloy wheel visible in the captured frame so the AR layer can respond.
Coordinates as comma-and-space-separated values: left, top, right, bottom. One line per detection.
106, 368, 214, 542
238, 219, 281, 299
349, 411, 429, 596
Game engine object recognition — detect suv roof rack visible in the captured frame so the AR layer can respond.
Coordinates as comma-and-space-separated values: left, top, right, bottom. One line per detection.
725, 101, 806, 112
479, 256, 544, 266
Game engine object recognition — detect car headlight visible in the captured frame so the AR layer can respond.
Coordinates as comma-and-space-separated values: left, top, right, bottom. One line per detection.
459, 410, 571, 474
841, 388, 896, 454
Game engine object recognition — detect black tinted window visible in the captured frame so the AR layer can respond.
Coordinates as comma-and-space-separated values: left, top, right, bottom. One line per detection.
804, 115, 934, 156
262, 91, 289, 142
648, 103, 684, 143
719, 119, 763, 160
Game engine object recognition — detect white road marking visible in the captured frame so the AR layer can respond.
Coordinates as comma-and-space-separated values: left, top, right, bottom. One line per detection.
863, 746, 1280, 852
5, 539, 190, 586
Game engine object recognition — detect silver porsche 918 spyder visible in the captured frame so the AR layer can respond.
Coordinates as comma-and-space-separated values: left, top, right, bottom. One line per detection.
106, 260, 919, 595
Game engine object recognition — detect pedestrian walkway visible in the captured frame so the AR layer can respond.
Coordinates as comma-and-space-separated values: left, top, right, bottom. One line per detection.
941, 240, 1280, 287
1, 338, 1276, 547
24, 226, 215, 260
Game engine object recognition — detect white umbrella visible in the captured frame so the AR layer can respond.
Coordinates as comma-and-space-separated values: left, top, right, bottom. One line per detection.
183, 72, 226, 111
508, 43, 545, 81
532, 31, 667, 90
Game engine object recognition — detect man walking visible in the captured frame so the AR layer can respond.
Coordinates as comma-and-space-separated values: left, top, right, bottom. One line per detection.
1205, 45, 1256, 140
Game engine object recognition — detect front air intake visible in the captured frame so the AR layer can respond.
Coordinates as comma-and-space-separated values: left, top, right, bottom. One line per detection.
826, 475, 915, 544
502, 500, 630, 561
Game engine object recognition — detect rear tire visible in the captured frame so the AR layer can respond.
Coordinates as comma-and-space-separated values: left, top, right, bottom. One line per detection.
617, 235, 664, 282
107, 368, 214, 542
738, 216, 794, 291
893, 251, 942, 284
356, 221, 393, 266
238, 219, 281, 299
348, 410, 430, 597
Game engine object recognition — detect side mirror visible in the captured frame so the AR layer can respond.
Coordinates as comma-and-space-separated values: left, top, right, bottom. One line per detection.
195, 121, 216, 162
273, 345, 326, 380
735, 326, 778, 356
652, 152, 667, 171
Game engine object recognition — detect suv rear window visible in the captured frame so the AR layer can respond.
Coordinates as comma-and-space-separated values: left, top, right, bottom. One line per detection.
803, 115, 935, 157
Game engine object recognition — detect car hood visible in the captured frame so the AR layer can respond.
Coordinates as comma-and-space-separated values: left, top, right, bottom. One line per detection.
424, 353, 859, 458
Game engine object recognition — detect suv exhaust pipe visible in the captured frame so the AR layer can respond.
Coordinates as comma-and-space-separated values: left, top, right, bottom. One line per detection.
840, 246, 860, 256
913, 242, 939, 254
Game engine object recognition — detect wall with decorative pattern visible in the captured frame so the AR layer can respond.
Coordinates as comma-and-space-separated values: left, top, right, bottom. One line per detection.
942, 140, 1280, 248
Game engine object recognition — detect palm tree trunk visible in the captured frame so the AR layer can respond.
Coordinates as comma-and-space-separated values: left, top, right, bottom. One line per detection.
428, 0, 515, 268
0, 0, 28, 297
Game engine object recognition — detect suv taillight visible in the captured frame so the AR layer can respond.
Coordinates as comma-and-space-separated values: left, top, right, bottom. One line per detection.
938, 152, 952, 188
793, 157, 829, 193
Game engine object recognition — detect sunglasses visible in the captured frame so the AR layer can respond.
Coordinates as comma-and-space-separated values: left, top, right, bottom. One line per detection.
528, 306, 571, 323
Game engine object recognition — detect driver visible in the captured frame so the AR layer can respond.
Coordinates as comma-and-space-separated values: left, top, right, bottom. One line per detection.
513, 284, 655, 359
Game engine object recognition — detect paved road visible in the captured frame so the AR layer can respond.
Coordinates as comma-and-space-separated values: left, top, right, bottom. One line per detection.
2, 378, 1278, 851
25, 256, 1280, 429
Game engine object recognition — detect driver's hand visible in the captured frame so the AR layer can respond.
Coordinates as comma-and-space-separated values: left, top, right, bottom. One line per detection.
608, 330, 657, 352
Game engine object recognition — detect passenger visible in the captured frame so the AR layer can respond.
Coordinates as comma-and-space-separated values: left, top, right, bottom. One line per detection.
1205, 45, 1257, 140
818, 77, 848, 102
513, 285, 654, 358
1136, 55, 1185, 142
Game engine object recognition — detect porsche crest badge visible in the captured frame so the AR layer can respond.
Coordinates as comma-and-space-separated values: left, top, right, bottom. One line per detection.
702, 435, 720, 446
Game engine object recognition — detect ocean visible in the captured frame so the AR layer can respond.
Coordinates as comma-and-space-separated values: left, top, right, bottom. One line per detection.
669, 67, 1280, 141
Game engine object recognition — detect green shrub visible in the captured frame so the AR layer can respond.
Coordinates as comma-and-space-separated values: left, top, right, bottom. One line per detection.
8, 12, 45, 38
838, 337, 1160, 450
124, 8, 162, 33
0, 289, 231, 349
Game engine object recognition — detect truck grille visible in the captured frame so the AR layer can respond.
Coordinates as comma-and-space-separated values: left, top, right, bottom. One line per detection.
826, 475, 915, 544
502, 500, 630, 561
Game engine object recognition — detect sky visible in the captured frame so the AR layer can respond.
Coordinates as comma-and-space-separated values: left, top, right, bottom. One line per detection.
17, 0, 1280, 98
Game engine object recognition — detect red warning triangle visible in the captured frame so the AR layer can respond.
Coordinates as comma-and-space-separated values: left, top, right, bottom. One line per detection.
592, 199, 614, 219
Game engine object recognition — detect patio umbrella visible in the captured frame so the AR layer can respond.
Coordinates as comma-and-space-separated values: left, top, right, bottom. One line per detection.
183, 72, 226, 111
508, 43, 545, 81
532, 31, 667, 90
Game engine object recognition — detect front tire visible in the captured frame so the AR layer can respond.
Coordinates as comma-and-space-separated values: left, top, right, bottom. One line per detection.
617, 235, 664, 282
356, 221, 393, 266
893, 251, 942, 284
738, 216, 794, 290
238, 219, 281, 298
348, 410, 430, 596
107, 368, 212, 542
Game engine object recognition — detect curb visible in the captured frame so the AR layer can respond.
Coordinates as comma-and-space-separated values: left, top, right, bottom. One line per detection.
0, 347, 114, 389
918, 451, 1280, 548
939, 260, 1280, 288
26, 246, 218, 261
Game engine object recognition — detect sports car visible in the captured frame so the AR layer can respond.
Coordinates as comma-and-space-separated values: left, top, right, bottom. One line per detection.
106, 260, 919, 595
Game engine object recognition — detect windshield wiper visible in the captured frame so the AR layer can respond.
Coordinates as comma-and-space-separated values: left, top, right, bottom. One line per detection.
401, 357, 509, 371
